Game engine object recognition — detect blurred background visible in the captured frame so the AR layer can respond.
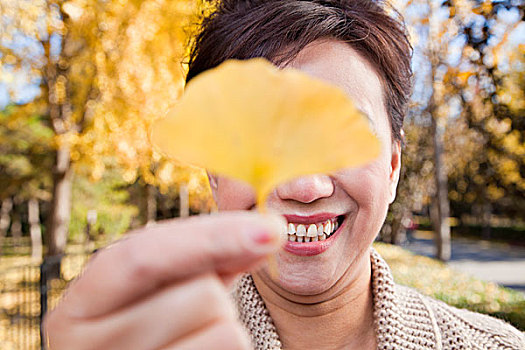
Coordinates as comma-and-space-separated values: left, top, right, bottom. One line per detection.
0, 0, 524, 348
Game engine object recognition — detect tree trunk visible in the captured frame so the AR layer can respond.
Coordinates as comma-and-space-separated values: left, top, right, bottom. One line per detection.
10, 201, 22, 245
28, 198, 43, 261
390, 216, 403, 245
179, 183, 189, 218
46, 146, 73, 257
391, 209, 410, 245
144, 184, 157, 226
481, 202, 492, 240
41, 8, 79, 278
431, 115, 451, 261
159, 195, 172, 219
0, 197, 13, 253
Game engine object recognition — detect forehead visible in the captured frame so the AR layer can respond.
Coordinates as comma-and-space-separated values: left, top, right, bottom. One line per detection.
286, 39, 387, 132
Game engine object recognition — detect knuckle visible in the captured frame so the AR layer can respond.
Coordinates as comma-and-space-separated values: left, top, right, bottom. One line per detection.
119, 239, 158, 280
197, 275, 234, 319
215, 321, 251, 350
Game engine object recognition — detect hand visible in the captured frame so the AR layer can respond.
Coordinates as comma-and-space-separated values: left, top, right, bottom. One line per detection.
44, 212, 285, 350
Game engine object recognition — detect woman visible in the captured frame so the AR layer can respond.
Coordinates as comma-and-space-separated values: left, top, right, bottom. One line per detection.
45, 1, 524, 349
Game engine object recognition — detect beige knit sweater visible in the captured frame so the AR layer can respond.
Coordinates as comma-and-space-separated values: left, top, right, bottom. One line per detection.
231, 249, 525, 349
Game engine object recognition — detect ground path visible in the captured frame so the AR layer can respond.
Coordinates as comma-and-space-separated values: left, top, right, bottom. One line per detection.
403, 231, 525, 294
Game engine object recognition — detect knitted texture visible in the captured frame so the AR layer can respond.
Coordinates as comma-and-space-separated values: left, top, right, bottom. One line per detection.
231, 274, 282, 350
231, 249, 525, 349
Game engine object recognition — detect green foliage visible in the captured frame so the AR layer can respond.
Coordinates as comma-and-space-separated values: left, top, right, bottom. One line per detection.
69, 170, 138, 241
446, 47, 525, 220
0, 103, 53, 200
375, 242, 525, 331
385, 0, 525, 236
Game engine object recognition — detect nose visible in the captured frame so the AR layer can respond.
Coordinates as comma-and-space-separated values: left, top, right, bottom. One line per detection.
276, 174, 334, 203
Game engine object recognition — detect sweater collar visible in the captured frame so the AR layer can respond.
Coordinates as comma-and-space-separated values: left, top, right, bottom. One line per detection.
232, 248, 441, 349
369, 248, 441, 349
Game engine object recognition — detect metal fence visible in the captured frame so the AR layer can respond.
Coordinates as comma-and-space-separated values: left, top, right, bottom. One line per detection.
0, 252, 91, 350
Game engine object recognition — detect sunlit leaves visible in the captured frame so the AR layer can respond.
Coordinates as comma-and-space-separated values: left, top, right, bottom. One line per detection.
1, 0, 214, 226
85, 0, 201, 189
151, 58, 380, 205
396, 0, 525, 224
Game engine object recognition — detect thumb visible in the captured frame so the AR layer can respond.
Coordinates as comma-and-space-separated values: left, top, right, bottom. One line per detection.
62, 211, 286, 318
160, 211, 287, 278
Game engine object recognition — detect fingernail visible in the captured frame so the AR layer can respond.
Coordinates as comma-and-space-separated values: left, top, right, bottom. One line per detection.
245, 215, 286, 253
251, 231, 275, 245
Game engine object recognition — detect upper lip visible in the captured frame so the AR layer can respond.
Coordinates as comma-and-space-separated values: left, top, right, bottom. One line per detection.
283, 213, 341, 224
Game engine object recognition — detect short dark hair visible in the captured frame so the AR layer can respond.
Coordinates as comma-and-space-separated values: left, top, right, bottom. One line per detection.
187, 0, 413, 142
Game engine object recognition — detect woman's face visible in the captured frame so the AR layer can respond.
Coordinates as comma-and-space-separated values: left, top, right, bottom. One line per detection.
211, 39, 401, 296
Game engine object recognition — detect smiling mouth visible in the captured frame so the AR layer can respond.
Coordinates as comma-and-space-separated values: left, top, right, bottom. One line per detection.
285, 215, 344, 243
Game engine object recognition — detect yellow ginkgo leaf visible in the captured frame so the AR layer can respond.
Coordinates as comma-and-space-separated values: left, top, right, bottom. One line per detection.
150, 58, 380, 206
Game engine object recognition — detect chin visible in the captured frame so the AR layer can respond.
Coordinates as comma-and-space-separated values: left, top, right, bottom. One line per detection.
271, 257, 341, 296
279, 277, 335, 296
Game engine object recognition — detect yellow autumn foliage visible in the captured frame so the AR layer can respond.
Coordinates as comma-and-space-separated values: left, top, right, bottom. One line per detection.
151, 59, 380, 205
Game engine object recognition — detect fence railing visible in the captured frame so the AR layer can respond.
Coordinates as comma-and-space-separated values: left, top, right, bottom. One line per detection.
1, 253, 91, 350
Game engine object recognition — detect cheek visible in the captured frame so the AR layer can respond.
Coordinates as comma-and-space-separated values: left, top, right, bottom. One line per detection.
334, 161, 391, 248
216, 177, 256, 210
334, 159, 391, 213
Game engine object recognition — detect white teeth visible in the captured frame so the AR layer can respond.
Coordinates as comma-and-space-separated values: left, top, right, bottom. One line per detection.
285, 217, 341, 243
324, 221, 331, 234
307, 224, 317, 237
317, 223, 324, 236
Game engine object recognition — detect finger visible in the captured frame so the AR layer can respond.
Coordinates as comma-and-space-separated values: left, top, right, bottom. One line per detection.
46, 274, 236, 350
161, 319, 251, 350
60, 212, 285, 319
